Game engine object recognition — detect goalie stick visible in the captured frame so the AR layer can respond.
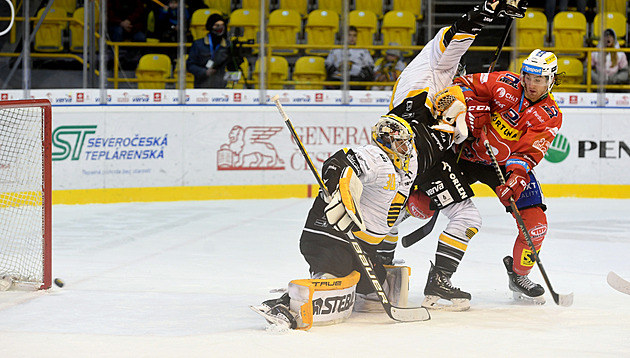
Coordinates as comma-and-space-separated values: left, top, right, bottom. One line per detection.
607, 271, 630, 295
401, 210, 439, 248
482, 138, 574, 307
272, 95, 430, 322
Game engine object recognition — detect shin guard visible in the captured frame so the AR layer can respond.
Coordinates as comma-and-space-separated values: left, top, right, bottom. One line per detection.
512, 207, 547, 275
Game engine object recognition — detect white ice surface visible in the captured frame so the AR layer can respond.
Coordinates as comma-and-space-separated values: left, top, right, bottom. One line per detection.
0, 197, 629, 357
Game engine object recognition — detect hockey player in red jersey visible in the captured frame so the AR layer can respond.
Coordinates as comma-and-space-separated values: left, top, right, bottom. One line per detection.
454, 49, 562, 303
388, 0, 530, 310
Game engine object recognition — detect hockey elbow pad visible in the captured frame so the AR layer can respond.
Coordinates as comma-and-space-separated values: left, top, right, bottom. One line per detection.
324, 167, 366, 233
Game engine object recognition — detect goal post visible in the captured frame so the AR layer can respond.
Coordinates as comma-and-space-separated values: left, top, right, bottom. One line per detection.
0, 99, 52, 290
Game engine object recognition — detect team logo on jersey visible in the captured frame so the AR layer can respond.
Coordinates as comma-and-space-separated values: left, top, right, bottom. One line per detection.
217, 126, 285, 170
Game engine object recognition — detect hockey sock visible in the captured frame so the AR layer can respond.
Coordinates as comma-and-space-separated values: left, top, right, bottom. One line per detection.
511, 207, 547, 275
434, 228, 478, 274
448, 0, 498, 37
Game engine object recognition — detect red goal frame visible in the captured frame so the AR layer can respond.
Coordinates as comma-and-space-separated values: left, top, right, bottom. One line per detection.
0, 99, 52, 289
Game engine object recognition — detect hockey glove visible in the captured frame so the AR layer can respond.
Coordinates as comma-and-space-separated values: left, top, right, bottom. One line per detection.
432, 86, 468, 144
406, 189, 435, 220
495, 159, 530, 206
324, 167, 366, 233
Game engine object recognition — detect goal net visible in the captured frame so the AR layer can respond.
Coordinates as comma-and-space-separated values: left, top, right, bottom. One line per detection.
0, 99, 52, 290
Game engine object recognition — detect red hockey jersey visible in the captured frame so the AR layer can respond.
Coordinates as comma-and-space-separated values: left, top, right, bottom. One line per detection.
454, 71, 563, 170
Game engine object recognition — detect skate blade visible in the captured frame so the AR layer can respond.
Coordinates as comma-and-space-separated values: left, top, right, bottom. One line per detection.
249, 305, 292, 328
421, 295, 471, 312
511, 291, 546, 305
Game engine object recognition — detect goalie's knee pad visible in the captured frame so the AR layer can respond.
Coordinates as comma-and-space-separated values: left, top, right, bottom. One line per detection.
288, 271, 360, 330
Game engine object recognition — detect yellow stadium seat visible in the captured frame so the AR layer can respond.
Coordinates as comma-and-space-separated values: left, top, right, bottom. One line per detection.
381, 10, 417, 57
603, 0, 627, 14
241, 0, 262, 11
293, 56, 327, 89
267, 9, 302, 56
203, 0, 231, 16
56, 0, 77, 16
555, 57, 584, 92
508, 56, 527, 73
135, 54, 172, 89
174, 56, 194, 89
593, 12, 627, 46
552, 11, 587, 57
253, 56, 289, 89
304, 10, 339, 56
70, 6, 100, 53
392, 0, 423, 20
34, 6, 66, 52
515, 10, 547, 52
190, 8, 221, 40
229, 8, 260, 44
349, 10, 378, 55
316, 0, 342, 14
279, 0, 309, 18
355, 0, 383, 19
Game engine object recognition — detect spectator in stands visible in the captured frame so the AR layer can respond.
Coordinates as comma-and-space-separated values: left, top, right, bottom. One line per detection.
591, 28, 629, 85
372, 43, 405, 91
534, 0, 586, 22
107, 0, 147, 43
325, 26, 374, 89
186, 14, 244, 88
156, 0, 191, 43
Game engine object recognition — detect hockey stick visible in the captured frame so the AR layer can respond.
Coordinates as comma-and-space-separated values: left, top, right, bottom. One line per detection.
482, 139, 573, 307
272, 95, 430, 322
607, 271, 630, 295
488, 18, 513, 73
401, 210, 439, 248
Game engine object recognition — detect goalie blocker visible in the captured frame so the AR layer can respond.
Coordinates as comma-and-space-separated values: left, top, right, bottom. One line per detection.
251, 266, 411, 330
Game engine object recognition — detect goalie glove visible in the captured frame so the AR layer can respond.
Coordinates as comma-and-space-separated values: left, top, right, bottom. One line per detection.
432, 86, 468, 144
324, 167, 367, 233
495, 159, 530, 206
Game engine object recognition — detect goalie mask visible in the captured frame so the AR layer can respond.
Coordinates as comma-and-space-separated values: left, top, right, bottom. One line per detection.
372, 114, 415, 173
521, 49, 558, 92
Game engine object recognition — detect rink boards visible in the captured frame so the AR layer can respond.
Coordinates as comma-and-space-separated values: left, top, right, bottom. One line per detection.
33, 102, 627, 204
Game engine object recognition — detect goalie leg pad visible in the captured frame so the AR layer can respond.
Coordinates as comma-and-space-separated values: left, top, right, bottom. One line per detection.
288, 271, 360, 329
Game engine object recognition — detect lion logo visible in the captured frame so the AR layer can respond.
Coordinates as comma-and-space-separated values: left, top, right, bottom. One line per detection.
217, 125, 285, 170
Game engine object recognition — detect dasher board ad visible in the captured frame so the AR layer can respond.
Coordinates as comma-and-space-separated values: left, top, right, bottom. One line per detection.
50, 106, 629, 190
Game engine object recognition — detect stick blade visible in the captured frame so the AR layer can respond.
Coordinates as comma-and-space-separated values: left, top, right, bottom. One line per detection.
388, 306, 431, 322
271, 95, 280, 102
607, 271, 630, 295
551, 291, 574, 307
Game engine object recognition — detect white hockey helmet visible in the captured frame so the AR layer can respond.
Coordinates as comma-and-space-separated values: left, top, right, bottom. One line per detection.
372, 114, 415, 172
521, 49, 558, 92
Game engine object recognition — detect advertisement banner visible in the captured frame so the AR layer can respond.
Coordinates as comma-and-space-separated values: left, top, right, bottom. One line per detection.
48, 106, 630, 191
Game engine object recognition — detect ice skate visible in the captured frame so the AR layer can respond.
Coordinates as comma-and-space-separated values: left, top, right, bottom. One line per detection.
422, 262, 471, 311
249, 293, 298, 329
503, 256, 546, 305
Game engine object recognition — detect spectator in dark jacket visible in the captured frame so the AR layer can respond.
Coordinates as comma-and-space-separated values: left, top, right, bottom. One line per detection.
186, 14, 243, 88
107, 0, 147, 42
